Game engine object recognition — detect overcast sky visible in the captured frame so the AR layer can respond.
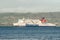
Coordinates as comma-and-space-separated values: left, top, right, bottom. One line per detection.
0, 0, 60, 12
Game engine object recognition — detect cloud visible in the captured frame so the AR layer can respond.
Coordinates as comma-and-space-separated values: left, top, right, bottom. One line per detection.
0, 0, 60, 12
0, 6, 60, 13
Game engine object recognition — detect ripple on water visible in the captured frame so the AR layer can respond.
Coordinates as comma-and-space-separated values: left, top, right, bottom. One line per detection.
0, 26, 60, 40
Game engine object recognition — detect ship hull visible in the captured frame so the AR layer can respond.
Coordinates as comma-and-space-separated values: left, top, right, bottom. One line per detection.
13, 24, 56, 27
13, 26, 56, 27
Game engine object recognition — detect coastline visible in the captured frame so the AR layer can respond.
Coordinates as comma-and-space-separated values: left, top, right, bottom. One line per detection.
0, 12, 60, 26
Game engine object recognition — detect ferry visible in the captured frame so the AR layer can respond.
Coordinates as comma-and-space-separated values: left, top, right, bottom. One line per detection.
13, 18, 56, 27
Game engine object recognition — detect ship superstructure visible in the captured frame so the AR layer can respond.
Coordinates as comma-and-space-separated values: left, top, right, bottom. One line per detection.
13, 18, 56, 26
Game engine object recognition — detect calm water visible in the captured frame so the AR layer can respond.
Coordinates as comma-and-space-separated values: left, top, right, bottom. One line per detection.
0, 26, 60, 40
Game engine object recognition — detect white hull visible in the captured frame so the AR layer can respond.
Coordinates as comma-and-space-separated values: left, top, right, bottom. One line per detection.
38, 23, 56, 26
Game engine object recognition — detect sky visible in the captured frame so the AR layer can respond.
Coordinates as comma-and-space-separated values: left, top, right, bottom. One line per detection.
0, 0, 60, 12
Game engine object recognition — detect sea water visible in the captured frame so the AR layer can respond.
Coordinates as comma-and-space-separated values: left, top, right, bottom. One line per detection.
0, 26, 60, 40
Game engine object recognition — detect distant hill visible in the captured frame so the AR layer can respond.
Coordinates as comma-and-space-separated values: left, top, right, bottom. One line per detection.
0, 12, 60, 18
0, 12, 60, 26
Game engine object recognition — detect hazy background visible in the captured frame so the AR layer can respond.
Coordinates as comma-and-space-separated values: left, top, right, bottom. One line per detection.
0, 0, 60, 26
